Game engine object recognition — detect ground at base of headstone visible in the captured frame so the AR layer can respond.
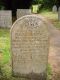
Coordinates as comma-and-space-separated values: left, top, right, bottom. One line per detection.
12, 72, 47, 80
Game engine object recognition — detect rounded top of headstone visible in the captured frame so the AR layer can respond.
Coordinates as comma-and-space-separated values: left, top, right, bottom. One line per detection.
53, 5, 57, 7
52, 5, 57, 12
53, 5, 57, 8
11, 15, 49, 32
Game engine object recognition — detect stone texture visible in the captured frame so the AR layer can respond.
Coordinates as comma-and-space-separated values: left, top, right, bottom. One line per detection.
52, 5, 57, 13
58, 7, 60, 21
11, 15, 49, 79
17, 9, 31, 19
0, 10, 12, 28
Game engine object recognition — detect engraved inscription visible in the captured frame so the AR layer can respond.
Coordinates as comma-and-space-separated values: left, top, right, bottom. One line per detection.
11, 15, 49, 79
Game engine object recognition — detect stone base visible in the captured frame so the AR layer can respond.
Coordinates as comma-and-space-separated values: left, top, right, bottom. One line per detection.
12, 72, 47, 80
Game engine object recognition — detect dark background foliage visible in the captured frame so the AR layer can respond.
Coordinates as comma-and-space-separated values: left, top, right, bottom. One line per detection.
0, 0, 60, 16
0, 0, 32, 10
0, 0, 60, 10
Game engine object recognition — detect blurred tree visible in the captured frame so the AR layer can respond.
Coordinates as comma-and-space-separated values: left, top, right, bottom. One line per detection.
33, 0, 43, 4
32, 0, 60, 9
0, 0, 5, 10
12, 0, 32, 9
0, 0, 60, 10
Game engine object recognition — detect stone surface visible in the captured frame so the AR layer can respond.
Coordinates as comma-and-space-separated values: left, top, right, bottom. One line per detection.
17, 9, 31, 19
0, 10, 12, 28
58, 7, 60, 21
11, 15, 49, 79
52, 5, 57, 13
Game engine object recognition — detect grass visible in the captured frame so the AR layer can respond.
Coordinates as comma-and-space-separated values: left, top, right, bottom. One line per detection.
0, 28, 11, 79
0, 28, 10, 64
32, 5, 60, 29
40, 11, 58, 20
47, 64, 52, 80
40, 11, 60, 29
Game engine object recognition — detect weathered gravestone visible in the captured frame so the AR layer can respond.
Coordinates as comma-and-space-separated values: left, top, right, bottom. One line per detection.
17, 9, 31, 19
0, 10, 12, 28
11, 15, 49, 80
58, 7, 60, 21
52, 5, 57, 13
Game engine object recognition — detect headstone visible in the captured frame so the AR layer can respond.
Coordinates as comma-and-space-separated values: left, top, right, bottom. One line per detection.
11, 15, 49, 80
58, 7, 60, 21
0, 10, 12, 28
17, 9, 31, 19
52, 5, 57, 13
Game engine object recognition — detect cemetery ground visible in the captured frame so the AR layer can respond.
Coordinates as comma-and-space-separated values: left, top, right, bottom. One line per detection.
40, 11, 60, 30
0, 11, 60, 80
41, 11, 60, 80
